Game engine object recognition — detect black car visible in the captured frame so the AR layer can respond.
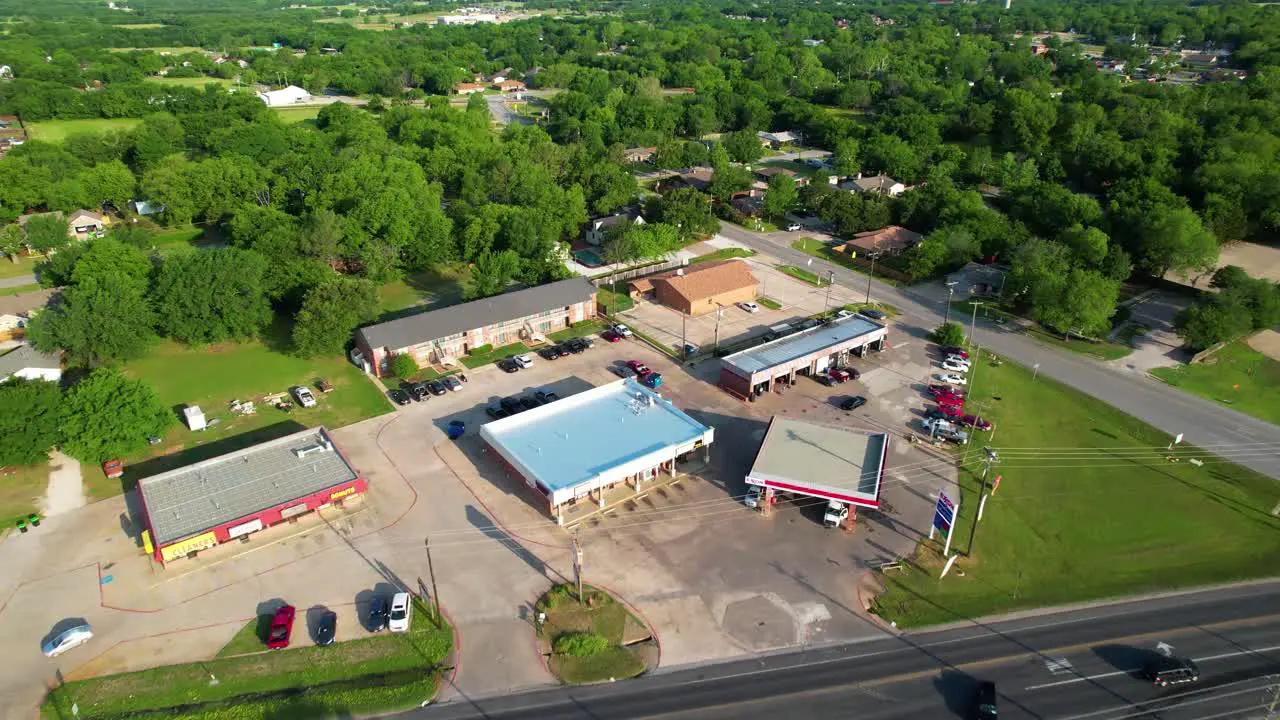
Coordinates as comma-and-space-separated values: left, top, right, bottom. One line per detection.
975, 681, 997, 720
426, 380, 447, 396
535, 390, 559, 404
564, 340, 585, 354
485, 406, 510, 420
519, 396, 540, 411
540, 346, 561, 360
923, 408, 950, 421
315, 610, 337, 646
498, 358, 520, 373
367, 596, 389, 632
860, 309, 887, 320
500, 396, 522, 413
1145, 654, 1200, 687
389, 389, 411, 406
841, 396, 867, 411
408, 383, 428, 401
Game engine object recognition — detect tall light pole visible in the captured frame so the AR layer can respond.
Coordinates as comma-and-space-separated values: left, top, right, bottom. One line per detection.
824, 270, 836, 312
969, 300, 984, 345
942, 283, 957, 327
965, 447, 1000, 556
865, 249, 881, 304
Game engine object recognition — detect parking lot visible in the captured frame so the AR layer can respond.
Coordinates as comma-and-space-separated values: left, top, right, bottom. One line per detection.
618, 258, 870, 354
0, 320, 961, 715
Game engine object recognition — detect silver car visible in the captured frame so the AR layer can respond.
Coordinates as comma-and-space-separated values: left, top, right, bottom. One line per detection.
42, 624, 93, 657
443, 375, 463, 392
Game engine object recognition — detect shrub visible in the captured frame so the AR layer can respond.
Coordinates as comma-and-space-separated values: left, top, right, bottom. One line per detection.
932, 322, 967, 347
468, 344, 493, 356
391, 353, 418, 380
553, 632, 610, 657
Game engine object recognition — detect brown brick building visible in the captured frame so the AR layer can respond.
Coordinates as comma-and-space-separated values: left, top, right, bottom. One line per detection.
629, 260, 759, 316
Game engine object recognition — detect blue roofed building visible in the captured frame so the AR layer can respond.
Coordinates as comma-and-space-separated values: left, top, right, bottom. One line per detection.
479, 378, 714, 521
719, 314, 887, 399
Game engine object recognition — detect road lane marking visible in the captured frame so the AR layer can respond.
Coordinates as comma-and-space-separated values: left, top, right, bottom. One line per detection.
1025, 643, 1280, 690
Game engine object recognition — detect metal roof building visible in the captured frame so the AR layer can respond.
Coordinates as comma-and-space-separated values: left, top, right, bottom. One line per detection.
480, 378, 714, 519
137, 427, 366, 564
746, 417, 886, 509
719, 314, 887, 399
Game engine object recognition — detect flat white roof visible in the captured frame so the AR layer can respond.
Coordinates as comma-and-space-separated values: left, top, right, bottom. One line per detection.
480, 378, 714, 507
746, 418, 886, 508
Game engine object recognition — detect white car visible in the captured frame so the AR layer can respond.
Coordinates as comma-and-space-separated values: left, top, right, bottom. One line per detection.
822, 501, 849, 528
42, 624, 93, 657
612, 324, 633, 338
785, 223, 802, 231
936, 372, 967, 386
513, 354, 534, 369
941, 358, 971, 373
292, 386, 317, 408
388, 592, 411, 633
738, 301, 760, 313
744, 485, 764, 509
443, 375, 463, 392
945, 353, 969, 365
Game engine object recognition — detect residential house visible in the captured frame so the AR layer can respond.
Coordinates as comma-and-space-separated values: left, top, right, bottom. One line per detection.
946, 262, 1008, 299
730, 195, 765, 218
833, 226, 923, 257
257, 85, 311, 106
623, 146, 657, 164
0, 345, 62, 383
453, 82, 486, 95
1181, 52, 1220, 67
488, 67, 514, 83
628, 260, 759, 316
839, 173, 907, 197
493, 79, 525, 93
67, 210, 108, 239
757, 130, 799, 149
353, 278, 597, 376
584, 209, 645, 246
656, 167, 713, 194
754, 166, 809, 187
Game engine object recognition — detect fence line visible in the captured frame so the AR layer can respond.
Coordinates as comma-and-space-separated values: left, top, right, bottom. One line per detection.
591, 256, 688, 287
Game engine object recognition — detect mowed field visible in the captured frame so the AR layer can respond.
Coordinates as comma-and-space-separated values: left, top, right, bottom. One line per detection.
872, 351, 1280, 627
25, 118, 142, 142
273, 106, 322, 124
147, 76, 237, 88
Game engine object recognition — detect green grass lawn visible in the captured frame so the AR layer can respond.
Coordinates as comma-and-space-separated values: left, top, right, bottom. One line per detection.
0, 462, 49, 532
274, 106, 323, 125
25, 118, 142, 142
44, 600, 453, 719
778, 264, 827, 287
596, 283, 634, 314
538, 585, 648, 685
460, 342, 529, 369
0, 256, 41, 280
0, 282, 40, 297
688, 247, 756, 264
116, 320, 390, 493
791, 238, 903, 286
150, 226, 210, 253
757, 296, 782, 310
1024, 326, 1133, 361
376, 266, 469, 319
872, 351, 1280, 628
215, 616, 270, 658
147, 76, 236, 89
1151, 340, 1280, 424
548, 319, 606, 342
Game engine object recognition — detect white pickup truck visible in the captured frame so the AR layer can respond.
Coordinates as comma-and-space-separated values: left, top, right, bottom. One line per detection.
823, 500, 849, 528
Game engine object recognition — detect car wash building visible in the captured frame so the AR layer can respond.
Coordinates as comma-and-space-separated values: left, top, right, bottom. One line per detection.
719, 314, 887, 400
137, 427, 366, 565
480, 377, 714, 523
745, 417, 887, 526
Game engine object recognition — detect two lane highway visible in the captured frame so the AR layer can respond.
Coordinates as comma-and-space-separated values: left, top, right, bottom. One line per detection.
401, 581, 1280, 719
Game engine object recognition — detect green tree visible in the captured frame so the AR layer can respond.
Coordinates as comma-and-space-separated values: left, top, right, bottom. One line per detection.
0, 379, 63, 466
582, 164, 637, 216
60, 369, 171, 463
152, 248, 272, 344
1036, 268, 1119, 337
763, 173, 798, 219
108, 223, 157, 250
391, 353, 418, 380
0, 223, 24, 261
27, 271, 156, 367
724, 129, 764, 164
708, 166, 752, 202
80, 161, 136, 211
903, 238, 948, 280
933, 322, 967, 347
1060, 224, 1110, 267
129, 113, 187, 169
1175, 297, 1252, 351
464, 249, 521, 300
292, 277, 378, 357
653, 187, 717, 241
833, 138, 861, 178
24, 214, 70, 255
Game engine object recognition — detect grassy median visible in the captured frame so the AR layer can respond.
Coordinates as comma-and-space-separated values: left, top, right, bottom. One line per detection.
43, 600, 452, 719
1151, 340, 1280, 425
872, 350, 1280, 627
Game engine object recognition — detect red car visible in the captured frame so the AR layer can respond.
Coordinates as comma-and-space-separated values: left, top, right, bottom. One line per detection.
937, 393, 964, 408
961, 415, 993, 431
266, 605, 296, 649
937, 403, 964, 418
927, 384, 964, 400
602, 331, 622, 343
940, 346, 970, 359
626, 360, 650, 375
826, 368, 852, 384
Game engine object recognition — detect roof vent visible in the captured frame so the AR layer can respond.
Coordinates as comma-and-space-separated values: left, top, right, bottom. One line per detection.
676, 268, 684, 276
294, 443, 330, 460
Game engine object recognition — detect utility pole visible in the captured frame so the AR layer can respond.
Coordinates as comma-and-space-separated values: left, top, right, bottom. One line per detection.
681, 312, 687, 358
942, 283, 957, 327
965, 447, 1000, 556
713, 305, 723, 351
824, 270, 836, 312
969, 301, 984, 345
865, 249, 880, 304
571, 532, 584, 602
424, 537, 441, 624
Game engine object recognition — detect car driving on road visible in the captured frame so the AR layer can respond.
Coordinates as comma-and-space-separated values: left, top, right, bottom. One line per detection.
42, 624, 93, 657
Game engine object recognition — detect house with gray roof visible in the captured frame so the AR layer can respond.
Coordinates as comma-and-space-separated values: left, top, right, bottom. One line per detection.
353, 278, 598, 376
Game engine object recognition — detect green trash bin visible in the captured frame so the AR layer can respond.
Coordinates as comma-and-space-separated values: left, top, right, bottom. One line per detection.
27, 513, 40, 527
17, 518, 26, 534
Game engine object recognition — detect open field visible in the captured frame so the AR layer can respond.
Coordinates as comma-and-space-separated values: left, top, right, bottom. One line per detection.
114, 22, 167, 29
688, 247, 756, 264
0, 255, 38, 279
147, 76, 237, 88
872, 351, 1280, 627
43, 601, 452, 719
274, 105, 323, 124
375, 265, 469, 319
116, 320, 390, 492
0, 462, 49, 532
792, 238, 903, 286
1151, 339, 1280, 425
1024, 325, 1133, 361
25, 118, 141, 142
0, 283, 40, 296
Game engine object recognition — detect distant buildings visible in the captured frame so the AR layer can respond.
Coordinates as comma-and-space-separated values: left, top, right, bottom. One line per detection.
757, 130, 800, 149
453, 82, 486, 95
839, 174, 907, 197
628, 260, 759, 316
257, 85, 311, 106
0, 115, 25, 156
623, 146, 657, 163
833, 226, 923, 257
584, 209, 646, 246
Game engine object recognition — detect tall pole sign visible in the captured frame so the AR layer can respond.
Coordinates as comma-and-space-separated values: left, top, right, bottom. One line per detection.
931, 490, 960, 557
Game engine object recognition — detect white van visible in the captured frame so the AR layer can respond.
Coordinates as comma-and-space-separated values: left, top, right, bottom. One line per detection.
823, 500, 849, 528
388, 592, 411, 632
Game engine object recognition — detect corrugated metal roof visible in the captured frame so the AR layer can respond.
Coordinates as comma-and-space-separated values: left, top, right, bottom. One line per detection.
138, 427, 359, 545
356, 278, 597, 352
723, 315, 883, 375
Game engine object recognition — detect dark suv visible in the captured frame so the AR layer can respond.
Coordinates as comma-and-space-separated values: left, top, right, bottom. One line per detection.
974, 681, 997, 720
1144, 655, 1200, 687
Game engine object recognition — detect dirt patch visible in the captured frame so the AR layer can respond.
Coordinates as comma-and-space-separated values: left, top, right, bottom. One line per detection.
1245, 329, 1280, 361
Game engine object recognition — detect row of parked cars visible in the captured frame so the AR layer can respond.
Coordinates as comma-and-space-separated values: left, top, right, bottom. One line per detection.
264, 592, 414, 650
611, 359, 663, 388
921, 345, 992, 442
486, 388, 560, 419
390, 374, 465, 406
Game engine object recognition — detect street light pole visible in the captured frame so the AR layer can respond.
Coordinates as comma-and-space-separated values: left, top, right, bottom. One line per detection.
824, 270, 836, 312
965, 447, 1000, 556
942, 284, 957, 326
969, 301, 984, 345
865, 250, 880, 304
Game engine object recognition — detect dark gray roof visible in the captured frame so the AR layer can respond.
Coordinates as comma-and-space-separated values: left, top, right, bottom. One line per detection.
0, 345, 61, 377
724, 315, 883, 375
138, 427, 360, 545
357, 277, 597, 351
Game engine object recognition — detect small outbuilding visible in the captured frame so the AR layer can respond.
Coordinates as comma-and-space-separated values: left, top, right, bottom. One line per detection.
628, 260, 759, 316
257, 85, 311, 106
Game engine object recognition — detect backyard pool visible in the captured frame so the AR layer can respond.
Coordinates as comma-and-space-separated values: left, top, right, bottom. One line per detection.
573, 249, 606, 267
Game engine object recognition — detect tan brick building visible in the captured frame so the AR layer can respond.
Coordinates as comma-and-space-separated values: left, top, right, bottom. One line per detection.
629, 260, 759, 316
